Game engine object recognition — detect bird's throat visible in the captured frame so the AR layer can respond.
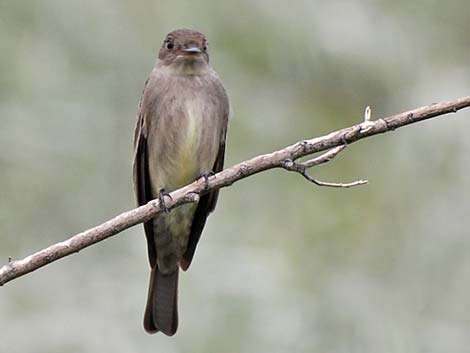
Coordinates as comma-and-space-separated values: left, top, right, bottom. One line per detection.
170, 57, 208, 76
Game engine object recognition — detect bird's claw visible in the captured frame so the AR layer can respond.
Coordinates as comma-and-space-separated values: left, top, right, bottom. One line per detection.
200, 171, 215, 190
158, 188, 172, 213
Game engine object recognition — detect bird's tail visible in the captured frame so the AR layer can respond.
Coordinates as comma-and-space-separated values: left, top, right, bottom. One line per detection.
143, 267, 179, 336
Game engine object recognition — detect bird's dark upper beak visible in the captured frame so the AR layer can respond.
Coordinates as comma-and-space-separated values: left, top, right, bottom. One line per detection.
182, 47, 202, 54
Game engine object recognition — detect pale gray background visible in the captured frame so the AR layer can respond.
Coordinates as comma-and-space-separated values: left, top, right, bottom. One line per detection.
1, 1, 469, 352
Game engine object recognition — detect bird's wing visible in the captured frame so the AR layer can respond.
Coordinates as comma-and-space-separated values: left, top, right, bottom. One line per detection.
181, 80, 229, 271
133, 76, 158, 267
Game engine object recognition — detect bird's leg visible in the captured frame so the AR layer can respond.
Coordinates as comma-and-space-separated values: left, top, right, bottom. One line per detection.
158, 188, 173, 214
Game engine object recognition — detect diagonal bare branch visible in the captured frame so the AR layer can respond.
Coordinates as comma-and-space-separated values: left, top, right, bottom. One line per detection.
1, 96, 469, 286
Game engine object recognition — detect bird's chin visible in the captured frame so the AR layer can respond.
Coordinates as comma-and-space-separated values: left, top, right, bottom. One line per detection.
171, 55, 208, 75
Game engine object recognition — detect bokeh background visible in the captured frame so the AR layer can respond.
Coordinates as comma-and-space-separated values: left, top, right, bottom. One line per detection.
1, 1, 469, 352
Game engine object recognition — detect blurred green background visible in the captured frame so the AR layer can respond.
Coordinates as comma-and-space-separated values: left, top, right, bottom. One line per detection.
1, 1, 469, 352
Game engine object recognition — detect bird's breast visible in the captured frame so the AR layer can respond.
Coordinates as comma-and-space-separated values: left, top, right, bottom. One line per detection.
148, 85, 222, 192
174, 98, 208, 184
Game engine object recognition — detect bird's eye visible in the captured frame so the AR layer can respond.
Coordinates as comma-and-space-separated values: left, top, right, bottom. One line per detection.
203, 43, 207, 51
166, 41, 174, 50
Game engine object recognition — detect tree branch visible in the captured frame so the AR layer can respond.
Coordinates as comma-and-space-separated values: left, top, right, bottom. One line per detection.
1, 96, 469, 286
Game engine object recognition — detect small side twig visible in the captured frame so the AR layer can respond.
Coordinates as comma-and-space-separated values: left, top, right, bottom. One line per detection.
282, 146, 368, 188
360, 105, 375, 132
301, 145, 347, 168
300, 174, 368, 188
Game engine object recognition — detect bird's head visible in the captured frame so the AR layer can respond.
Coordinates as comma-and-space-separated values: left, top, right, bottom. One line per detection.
158, 29, 210, 73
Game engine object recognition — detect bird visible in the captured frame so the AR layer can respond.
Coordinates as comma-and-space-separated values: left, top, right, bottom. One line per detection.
133, 29, 229, 336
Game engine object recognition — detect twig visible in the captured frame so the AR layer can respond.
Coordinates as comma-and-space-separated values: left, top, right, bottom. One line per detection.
282, 146, 368, 188
301, 145, 347, 168
1, 96, 469, 286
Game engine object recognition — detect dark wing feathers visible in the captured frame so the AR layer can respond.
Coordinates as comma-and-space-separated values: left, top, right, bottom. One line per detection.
207, 140, 225, 213
133, 79, 157, 267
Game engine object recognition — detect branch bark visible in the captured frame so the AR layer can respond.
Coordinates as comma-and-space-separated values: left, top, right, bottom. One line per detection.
1, 96, 469, 286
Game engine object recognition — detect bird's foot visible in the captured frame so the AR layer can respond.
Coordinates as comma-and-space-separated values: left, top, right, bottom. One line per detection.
158, 188, 173, 214
199, 171, 215, 190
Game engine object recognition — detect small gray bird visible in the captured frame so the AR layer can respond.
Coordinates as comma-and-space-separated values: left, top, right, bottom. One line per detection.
133, 29, 229, 335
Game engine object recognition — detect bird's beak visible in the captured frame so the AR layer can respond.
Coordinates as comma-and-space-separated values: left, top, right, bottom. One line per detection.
182, 47, 202, 54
